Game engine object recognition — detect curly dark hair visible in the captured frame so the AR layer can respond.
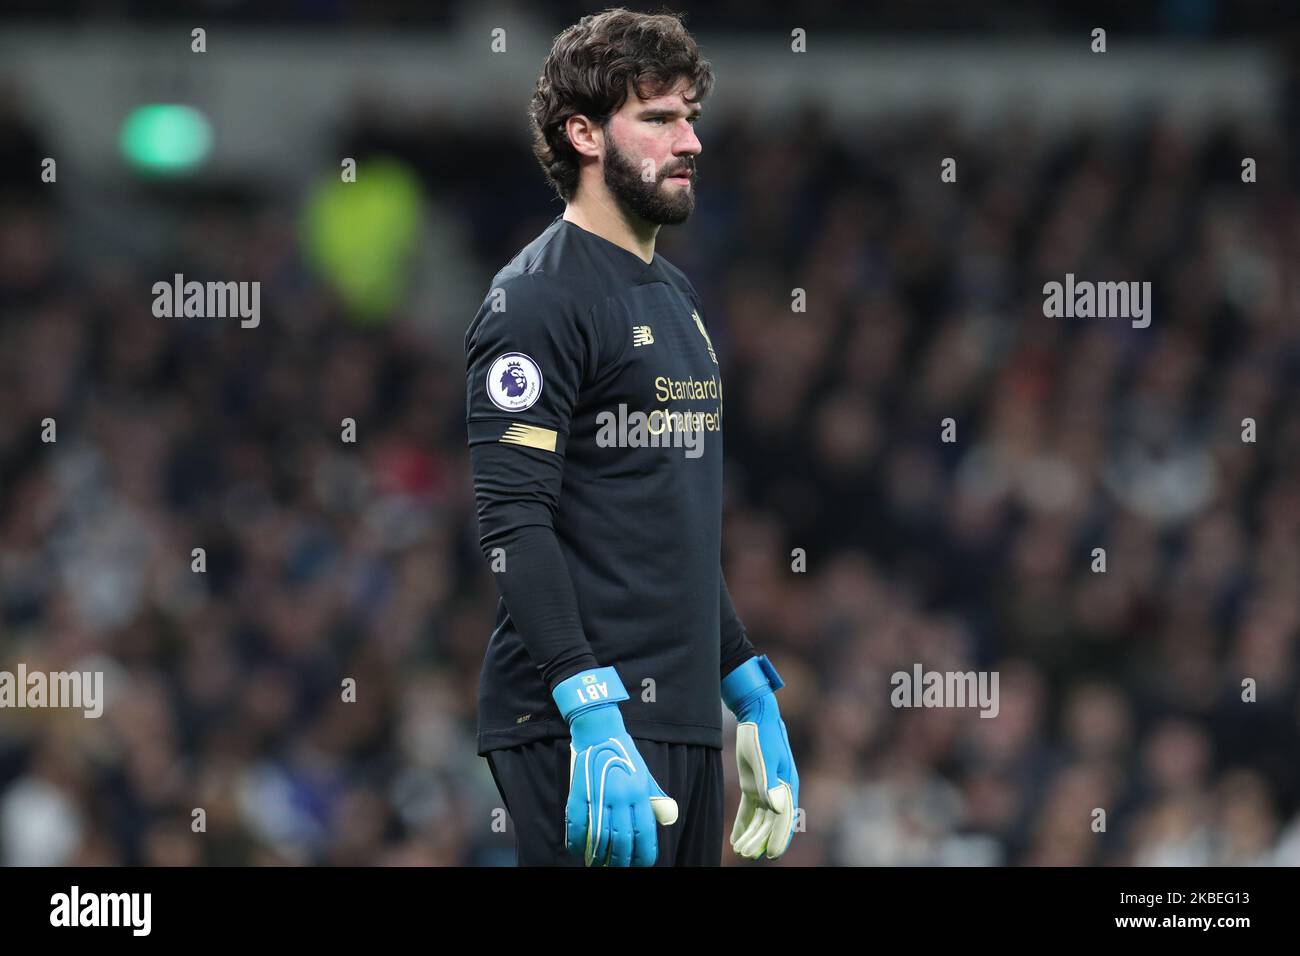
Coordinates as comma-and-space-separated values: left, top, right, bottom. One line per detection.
529, 8, 714, 203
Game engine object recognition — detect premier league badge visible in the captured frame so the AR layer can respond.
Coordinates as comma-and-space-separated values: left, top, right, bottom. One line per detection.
487, 352, 543, 411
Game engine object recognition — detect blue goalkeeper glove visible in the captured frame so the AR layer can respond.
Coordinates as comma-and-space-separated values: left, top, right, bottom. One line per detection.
722, 655, 799, 860
553, 666, 678, 866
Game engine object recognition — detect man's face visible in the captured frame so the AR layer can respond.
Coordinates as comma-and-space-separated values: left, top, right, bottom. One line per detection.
601, 77, 702, 226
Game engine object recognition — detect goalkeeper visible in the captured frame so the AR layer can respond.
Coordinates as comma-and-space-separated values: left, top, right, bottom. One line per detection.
466, 8, 798, 867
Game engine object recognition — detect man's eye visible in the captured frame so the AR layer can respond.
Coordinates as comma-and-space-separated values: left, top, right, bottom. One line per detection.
648, 117, 667, 125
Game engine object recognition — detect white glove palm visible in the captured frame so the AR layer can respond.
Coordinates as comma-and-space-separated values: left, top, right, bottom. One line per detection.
723, 656, 799, 861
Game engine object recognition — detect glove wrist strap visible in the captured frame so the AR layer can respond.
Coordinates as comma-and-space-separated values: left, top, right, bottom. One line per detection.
553, 666, 629, 723
721, 654, 784, 716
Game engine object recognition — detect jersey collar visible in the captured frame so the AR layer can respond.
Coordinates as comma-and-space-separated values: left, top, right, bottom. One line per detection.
555, 216, 670, 286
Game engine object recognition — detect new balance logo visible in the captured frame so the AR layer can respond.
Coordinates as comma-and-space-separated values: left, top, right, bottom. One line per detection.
632, 325, 654, 347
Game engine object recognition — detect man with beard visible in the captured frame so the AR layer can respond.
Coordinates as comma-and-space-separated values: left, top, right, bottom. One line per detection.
464, 8, 798, 867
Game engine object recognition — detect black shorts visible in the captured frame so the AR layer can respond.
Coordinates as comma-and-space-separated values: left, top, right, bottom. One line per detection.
485, 737, 724, 866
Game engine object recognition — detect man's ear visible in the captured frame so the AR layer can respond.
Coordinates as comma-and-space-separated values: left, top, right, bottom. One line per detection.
565, 114, 604, 160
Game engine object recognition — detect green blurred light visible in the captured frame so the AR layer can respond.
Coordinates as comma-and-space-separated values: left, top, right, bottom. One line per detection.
119, 104, 212, 175
303, 158, 425, 325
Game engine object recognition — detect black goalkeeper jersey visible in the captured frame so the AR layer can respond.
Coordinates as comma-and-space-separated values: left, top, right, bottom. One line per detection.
465, 215, 755, 754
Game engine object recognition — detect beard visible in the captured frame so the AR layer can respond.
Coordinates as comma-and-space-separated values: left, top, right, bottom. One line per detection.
603, 128, 696, 226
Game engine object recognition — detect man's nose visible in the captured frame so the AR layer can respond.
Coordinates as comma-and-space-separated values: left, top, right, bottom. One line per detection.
675, 122, 702, 157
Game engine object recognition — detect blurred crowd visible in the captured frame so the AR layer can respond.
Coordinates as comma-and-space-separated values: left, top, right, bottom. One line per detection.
0, 0, 1273, 37
1, 70, 1298, 866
